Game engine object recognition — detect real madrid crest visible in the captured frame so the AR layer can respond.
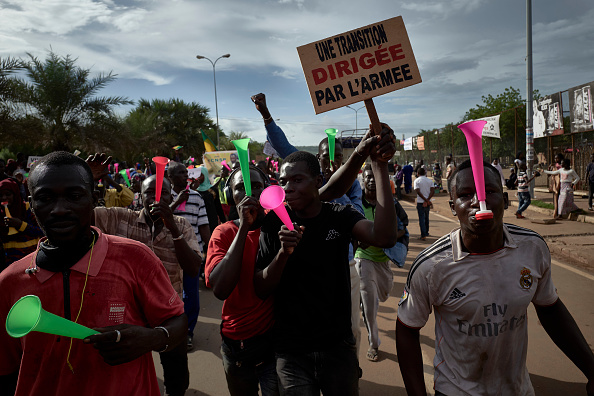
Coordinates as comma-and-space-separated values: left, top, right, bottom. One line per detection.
519, 267, 533, 290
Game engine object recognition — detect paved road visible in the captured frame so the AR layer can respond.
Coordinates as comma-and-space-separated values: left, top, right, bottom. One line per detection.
154, 198, 594, 395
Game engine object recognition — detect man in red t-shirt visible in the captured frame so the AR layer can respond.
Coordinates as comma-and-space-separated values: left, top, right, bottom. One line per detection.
205, 166, 277, 395
0, 152, 186, 396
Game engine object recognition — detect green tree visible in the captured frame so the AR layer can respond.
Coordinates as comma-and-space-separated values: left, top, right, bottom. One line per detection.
461, 87, 529, 160
7, 51, 132, 152
125, 98, 218, 160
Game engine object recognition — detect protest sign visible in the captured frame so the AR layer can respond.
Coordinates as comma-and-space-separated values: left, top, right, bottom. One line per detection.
297, 16, 421, 115
203, 150, 241, 175
27, 156, 43, 169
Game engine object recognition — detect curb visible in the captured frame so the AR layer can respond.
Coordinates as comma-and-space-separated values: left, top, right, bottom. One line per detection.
509, 200, 594, 224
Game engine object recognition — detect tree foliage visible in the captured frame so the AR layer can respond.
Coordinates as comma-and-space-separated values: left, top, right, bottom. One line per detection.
3, 51, 132, 152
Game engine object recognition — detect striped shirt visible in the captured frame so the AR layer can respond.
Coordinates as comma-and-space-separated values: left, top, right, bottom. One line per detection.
517, 171, 529, 193
398, 224, 557, 395
94, 207, 201, 297
171, 188, 209, 251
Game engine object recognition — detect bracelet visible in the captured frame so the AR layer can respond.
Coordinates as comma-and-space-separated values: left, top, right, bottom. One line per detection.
354, 149, 365, 157
172, 234, 184, 241
154, 326, 169, 353
263, 116, 273, 122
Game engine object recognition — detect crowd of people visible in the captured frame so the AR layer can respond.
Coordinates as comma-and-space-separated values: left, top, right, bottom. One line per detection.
0, 94, 593, 396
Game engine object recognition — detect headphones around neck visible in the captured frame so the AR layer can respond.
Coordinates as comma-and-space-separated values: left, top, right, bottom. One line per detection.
223, 165, 271, 205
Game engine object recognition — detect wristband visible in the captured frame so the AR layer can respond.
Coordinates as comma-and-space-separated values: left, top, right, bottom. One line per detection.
19, 221, 27, 232
154, 326, 169, 353
263, 116, 273, 122
172, 234, 184, 241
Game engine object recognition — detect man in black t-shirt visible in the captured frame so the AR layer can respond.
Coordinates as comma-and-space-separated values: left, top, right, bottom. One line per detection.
254, 128, 397, 396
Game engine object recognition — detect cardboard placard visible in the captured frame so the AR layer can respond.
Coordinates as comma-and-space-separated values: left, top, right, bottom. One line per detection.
297, 16, 421, 114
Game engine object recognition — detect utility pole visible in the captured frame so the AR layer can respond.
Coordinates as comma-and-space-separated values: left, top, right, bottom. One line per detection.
526, 0, 535, 196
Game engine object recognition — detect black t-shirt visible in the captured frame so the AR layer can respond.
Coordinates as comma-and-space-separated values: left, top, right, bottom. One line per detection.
256, 202, 365, 353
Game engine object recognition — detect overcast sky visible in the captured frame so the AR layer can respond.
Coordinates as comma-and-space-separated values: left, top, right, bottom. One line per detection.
1, 0, 593, 146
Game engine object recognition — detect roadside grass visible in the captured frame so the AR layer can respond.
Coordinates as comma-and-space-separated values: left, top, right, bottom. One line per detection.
531, 200, 554, 210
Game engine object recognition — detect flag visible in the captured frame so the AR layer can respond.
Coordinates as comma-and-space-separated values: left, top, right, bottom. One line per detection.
201, 130, 218, 152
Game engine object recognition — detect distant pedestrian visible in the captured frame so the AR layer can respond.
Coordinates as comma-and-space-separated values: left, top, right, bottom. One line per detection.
544, 158, 580, 219
514, 163, 539, 219
432, 163, 442, 193
548, 153, 564, 219
402, 163, 414, 194
444, 157, 455, 192
585, 154, 594, 211
414, 168, 434, 240
491, 158, 505, 187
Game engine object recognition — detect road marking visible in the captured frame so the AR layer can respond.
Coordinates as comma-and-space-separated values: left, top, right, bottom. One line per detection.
551, 258, 594, 281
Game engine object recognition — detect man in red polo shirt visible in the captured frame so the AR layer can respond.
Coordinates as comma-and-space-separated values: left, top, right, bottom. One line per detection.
0, 152, 186, 396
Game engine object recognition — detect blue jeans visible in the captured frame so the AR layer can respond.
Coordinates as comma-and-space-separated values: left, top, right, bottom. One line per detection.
517, 192, 531, 214
221, 335, 279, 396
183, 273, 200, 337
276, 341, 359, 396
416, 203, 430, 237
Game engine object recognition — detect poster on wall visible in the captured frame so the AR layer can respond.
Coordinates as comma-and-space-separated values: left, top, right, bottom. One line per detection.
533, 92, 564, 138
404, 137, 413, 151
568, 81, 593, 133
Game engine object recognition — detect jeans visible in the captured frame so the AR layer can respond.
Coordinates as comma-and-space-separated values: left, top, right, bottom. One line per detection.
183, 273, 200, 337
221, 334, 280, 396
517, 192, 531, 214
416, 203, 430, 237
276, 341, 359, 396
589, 183, 593, 208
159, 339, 189, 396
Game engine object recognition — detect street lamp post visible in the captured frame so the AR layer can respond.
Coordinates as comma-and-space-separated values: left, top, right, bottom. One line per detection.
345, 104, 366, 134
196, 53, 230, 148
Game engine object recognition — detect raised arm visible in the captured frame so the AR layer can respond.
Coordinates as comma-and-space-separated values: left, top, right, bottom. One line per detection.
252, 93, 297, 158
208, 196, 258, 300
319, 125, 396, 203
350, 125, 397, 248
150, 202, 201, 277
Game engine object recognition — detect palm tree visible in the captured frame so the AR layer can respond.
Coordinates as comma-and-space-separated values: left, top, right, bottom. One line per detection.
8, 51, 132, 151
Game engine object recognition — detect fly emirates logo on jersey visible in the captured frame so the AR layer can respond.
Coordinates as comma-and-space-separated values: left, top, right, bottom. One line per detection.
456, 303, 527, 337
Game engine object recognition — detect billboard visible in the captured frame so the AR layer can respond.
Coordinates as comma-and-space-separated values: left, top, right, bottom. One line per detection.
297, 16, 421, 114
404, 137, 413, 151
533, 92, 564, 138
417, 136, 425, 150
568, 81, 593, 133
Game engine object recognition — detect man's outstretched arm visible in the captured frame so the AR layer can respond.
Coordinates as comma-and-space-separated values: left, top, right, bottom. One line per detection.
396, 318, 427, 396
535, 299, 594, 395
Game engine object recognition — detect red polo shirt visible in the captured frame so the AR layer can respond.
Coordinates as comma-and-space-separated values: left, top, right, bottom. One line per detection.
0, 227, 184, 396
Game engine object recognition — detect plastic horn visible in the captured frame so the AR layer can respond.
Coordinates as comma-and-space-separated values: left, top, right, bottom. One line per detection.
119, 170, 131, 187
325, 128, 338, 162
457, 120, 493, 220
1, 202, 18, 235
152, 156, 170, 203
260, 185, 294, 230
232, 138, 252, 197
6, 295, 99, 339
177, 183, 190, 212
